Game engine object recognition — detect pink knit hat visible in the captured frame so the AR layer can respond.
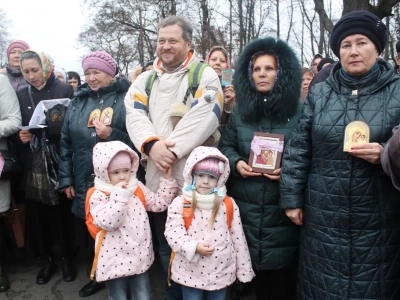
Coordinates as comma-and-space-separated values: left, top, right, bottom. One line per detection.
108, 151, 132, 172
82, 51, 117, 77
7, 40, 30, 58
192, 157, 224, 180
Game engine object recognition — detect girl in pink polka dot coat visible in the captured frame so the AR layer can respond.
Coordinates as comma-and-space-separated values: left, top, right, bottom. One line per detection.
89, 141, 179, 299
165, 146, 255, 299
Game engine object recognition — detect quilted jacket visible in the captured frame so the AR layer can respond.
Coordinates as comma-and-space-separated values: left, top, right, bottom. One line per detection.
89, 141, 179, 282
280, 59, 400, 300
58, 77, 143, 219
218, 37, 302, 271
164, 147, 255, 290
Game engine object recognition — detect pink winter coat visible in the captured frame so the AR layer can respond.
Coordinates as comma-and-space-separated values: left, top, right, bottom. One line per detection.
164, 146, 255, 290
90, 141, 179, 282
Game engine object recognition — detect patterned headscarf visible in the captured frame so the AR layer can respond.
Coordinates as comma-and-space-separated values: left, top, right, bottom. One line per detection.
20, 50, 54, 90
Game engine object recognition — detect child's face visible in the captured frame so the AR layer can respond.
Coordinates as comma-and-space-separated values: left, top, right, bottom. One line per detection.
108, 168, 131, 185
195, 173, 218, 195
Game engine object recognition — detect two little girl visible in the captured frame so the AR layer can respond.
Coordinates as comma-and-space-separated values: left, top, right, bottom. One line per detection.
89, 142, 254, 299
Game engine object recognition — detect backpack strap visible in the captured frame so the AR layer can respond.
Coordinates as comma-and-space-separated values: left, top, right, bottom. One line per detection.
223, 196, 234, 229
144, 71, 157, 106
182, 199, 194, 229
183, 62, 208, 105
88, 186, 146, 280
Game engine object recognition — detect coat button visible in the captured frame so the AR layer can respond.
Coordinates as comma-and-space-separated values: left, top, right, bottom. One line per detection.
91, 132, 96, 137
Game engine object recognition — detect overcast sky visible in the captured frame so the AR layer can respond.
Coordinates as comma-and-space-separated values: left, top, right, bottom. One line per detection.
3, 0, 87, 73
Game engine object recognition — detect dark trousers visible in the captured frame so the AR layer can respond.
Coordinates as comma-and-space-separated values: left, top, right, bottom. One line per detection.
25, 197, 71, 258
253, 268, 297, 300
153, 210, 182, 300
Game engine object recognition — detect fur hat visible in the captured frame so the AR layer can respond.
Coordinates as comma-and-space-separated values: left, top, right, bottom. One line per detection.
330, 10, 387, 58
108, 151, 132, 172
192, 157, 224, 180
82, 51, 117, 77
7, 40, 30, 58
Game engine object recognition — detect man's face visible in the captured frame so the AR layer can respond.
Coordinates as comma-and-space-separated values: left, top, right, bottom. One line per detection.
156, 24, 191, 71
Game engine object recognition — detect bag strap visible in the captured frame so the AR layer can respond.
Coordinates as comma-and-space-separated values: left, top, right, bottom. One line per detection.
28, 85, 36, 109
183, 61, 207, 105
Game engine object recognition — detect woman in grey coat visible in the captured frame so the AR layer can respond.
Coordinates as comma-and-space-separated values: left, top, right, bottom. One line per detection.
0, 74, 22, 292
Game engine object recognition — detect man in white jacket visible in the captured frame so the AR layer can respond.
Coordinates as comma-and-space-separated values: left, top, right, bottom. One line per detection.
124, 16, 222, 300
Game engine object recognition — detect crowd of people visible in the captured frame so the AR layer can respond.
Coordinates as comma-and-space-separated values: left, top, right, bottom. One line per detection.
0, 9, 400, 300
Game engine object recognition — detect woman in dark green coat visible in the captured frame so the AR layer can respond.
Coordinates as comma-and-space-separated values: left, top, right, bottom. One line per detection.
58, 51, 143, 297
218, 37, 302, 300
280, 11, 400, 300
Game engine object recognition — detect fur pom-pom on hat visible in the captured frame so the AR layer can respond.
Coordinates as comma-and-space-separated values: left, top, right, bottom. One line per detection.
82, 51, 117, 77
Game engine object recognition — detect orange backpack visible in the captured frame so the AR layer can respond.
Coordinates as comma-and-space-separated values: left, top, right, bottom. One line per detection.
167, 196, 234, 285
85, 186, 145, 279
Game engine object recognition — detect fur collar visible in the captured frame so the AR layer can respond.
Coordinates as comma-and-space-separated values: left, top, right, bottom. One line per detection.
234, 37, 302, 124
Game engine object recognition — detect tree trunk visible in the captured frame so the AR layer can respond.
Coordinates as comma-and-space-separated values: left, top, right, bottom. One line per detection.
276, 0, 280, 38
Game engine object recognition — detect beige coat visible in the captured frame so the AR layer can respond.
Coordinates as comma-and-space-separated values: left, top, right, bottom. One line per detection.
124, 50, 223, 191
0, 75, 22, 212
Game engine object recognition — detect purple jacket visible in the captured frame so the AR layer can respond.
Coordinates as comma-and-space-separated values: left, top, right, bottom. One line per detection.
0, 66, 28, 91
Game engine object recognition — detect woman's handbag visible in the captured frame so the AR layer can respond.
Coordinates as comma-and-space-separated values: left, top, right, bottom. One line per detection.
0, 149, 23, 178
24, 88, 60, 205
24, 131, 60, 206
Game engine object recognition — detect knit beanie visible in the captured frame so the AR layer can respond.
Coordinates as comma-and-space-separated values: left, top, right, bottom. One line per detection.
82, 51, 117, 77
192, 158, 224, 180
330, 10, 387, 58
7, 40, 30, 58
108, 151, 132, 172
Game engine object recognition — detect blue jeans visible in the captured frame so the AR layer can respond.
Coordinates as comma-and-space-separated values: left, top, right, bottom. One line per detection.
181, 285, 227, 300
154, 211, 182, 300
105, 271, 151, 300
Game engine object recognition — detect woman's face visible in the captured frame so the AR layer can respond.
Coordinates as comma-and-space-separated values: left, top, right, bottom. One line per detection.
68, 77, 79, 90
252, 54, 277, 93
312, 57, 321, 74
55, 72, 65, 83
8, 47, 24, 68
340, 34, 379, 77
84, 69, 112, 92
302, 72, 313, 93
208, 50, 228, 76
21, 58, 44, 88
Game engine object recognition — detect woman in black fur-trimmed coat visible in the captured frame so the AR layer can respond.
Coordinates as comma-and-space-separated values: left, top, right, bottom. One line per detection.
218, 37, 302, 300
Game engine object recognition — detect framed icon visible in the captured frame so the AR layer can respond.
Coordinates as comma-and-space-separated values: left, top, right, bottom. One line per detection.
100, 107, 113, 125
249, 132, 284, 174
343, 121, 370, 152
87, 109, 101, 127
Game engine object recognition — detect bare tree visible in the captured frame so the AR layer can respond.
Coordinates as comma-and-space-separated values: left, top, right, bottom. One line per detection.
0, 9, 11, 68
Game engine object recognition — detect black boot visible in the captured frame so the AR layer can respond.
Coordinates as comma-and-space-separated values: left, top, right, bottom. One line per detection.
0, 262, 10, 292
229, 281, 252, 299
79, 279, 105, 297
36, 257, 57, 285
61, 257, 76, 282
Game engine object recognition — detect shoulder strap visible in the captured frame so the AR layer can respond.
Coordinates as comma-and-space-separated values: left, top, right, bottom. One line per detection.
183, 62, 208, 105
182, 199, 193, 230
28, 85, 36, 109
144, 71, 157, 98
223, 196, 234, 229
182, 196, 234, 230
134, 186, 146, 207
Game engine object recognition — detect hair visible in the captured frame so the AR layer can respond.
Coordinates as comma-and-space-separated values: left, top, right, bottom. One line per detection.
208, 46, 228, 61
251, 51, 277, 70
20, 51, 41, 67
302, 67, 314, 77
157, 16, 193, 41
191, 190, 220, 228
68, 71, 81, 83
